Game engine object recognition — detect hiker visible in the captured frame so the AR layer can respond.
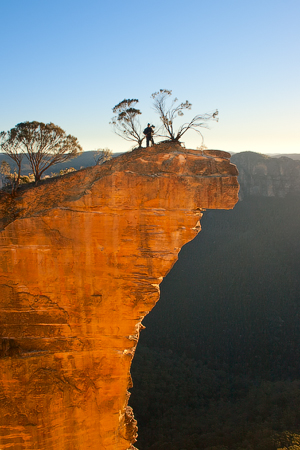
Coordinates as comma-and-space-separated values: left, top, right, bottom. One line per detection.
143, 123, 155, 147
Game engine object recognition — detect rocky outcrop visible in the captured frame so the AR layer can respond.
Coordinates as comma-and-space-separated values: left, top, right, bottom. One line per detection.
231, 151, 300, 199
0, 143, 239, 450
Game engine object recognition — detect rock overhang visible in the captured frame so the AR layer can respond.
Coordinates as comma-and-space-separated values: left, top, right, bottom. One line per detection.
0, 143, 239, 450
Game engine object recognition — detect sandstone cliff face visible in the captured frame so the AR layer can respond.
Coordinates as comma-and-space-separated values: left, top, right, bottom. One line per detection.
0, 143, 239, 450
231, 151, 300, 199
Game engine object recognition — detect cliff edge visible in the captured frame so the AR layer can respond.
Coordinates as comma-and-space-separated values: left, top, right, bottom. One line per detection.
0, 143, 239, 450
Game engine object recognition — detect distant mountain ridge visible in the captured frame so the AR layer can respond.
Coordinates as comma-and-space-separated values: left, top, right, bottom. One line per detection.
0, 151, 123, 175
272, 153, 300, 160
231, 151, 300, 199
0, 151, 122, 188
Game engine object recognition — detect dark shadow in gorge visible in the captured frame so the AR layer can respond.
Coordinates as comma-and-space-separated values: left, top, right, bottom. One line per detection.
130, 196, 300, 450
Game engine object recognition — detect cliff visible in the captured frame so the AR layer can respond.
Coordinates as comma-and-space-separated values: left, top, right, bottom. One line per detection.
231, 151, 300, 199
0, 143, 239, 450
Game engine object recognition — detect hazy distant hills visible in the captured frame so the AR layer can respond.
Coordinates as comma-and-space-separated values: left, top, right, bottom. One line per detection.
0, 151, 122, 188
273, 153, 300, 160
0, 150, 124, 176
231, 151, 300, 199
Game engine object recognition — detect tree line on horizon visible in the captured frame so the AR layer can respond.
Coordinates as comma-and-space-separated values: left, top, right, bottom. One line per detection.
0, 90, 218, 193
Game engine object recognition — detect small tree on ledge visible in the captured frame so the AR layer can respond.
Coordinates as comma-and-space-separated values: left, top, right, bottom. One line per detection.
151, 89, 218, 143
93, 148, 113, 165
110, 99, 144, 148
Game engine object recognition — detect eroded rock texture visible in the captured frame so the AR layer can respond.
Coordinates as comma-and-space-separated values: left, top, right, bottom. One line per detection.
0, 143, 239, 450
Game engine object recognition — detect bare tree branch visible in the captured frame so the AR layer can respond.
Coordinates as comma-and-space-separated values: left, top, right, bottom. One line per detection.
110, 99, 145, 148
0, 130, 24, 191
93, 148, 113, 165
151, 89, 218, 144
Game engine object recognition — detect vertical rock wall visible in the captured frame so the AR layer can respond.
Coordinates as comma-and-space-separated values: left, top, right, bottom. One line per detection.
0, 144, 239, 450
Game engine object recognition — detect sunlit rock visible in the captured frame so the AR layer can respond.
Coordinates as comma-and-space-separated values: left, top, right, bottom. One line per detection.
0, 143, 238, 450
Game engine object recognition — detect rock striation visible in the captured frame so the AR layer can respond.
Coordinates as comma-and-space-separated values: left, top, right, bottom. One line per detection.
0, 143, 239, 450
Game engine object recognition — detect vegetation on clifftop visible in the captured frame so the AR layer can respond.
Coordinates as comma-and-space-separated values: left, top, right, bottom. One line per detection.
0, 121, 82, 192
111, 89, 218, 148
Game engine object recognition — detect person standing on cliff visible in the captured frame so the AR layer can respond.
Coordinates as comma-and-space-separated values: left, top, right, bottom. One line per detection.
143, 123, 155, 147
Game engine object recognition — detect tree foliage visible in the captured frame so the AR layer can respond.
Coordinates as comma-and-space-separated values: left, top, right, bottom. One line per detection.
111, 91, 219, 148
0, 131, 24, 188
0, 160, 12, 190
0, 121, 82, 182
93, 148, 113, 165
151, 89, 218, 142
0, 160, 11, 179
110, 99, 144, 148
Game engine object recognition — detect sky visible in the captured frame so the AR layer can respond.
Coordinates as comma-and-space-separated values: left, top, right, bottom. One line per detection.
1, 0, 299, 155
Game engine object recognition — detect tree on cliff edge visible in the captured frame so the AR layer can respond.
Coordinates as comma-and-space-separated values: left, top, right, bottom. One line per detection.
151, 89, 219, 143
110, 99, 145, 148
0, 131, 24, 189
0, 122, 82, 182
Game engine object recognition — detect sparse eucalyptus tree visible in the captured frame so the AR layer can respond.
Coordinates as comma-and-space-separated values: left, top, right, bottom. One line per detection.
110, 99, 144, 148
93, 148, 113, 165
151, 89, 219, 143
0, 121, 82, 183
0, 130, 24, 188
0, 160, 13, 191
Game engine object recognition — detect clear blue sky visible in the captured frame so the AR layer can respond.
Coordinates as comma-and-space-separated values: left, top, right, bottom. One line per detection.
1, 0, 299, 154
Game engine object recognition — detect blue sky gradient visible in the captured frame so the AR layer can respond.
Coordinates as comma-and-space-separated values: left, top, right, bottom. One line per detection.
1, 0, 299, 154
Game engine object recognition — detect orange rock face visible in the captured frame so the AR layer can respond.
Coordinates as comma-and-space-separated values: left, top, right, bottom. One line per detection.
0, 143, 239, 450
